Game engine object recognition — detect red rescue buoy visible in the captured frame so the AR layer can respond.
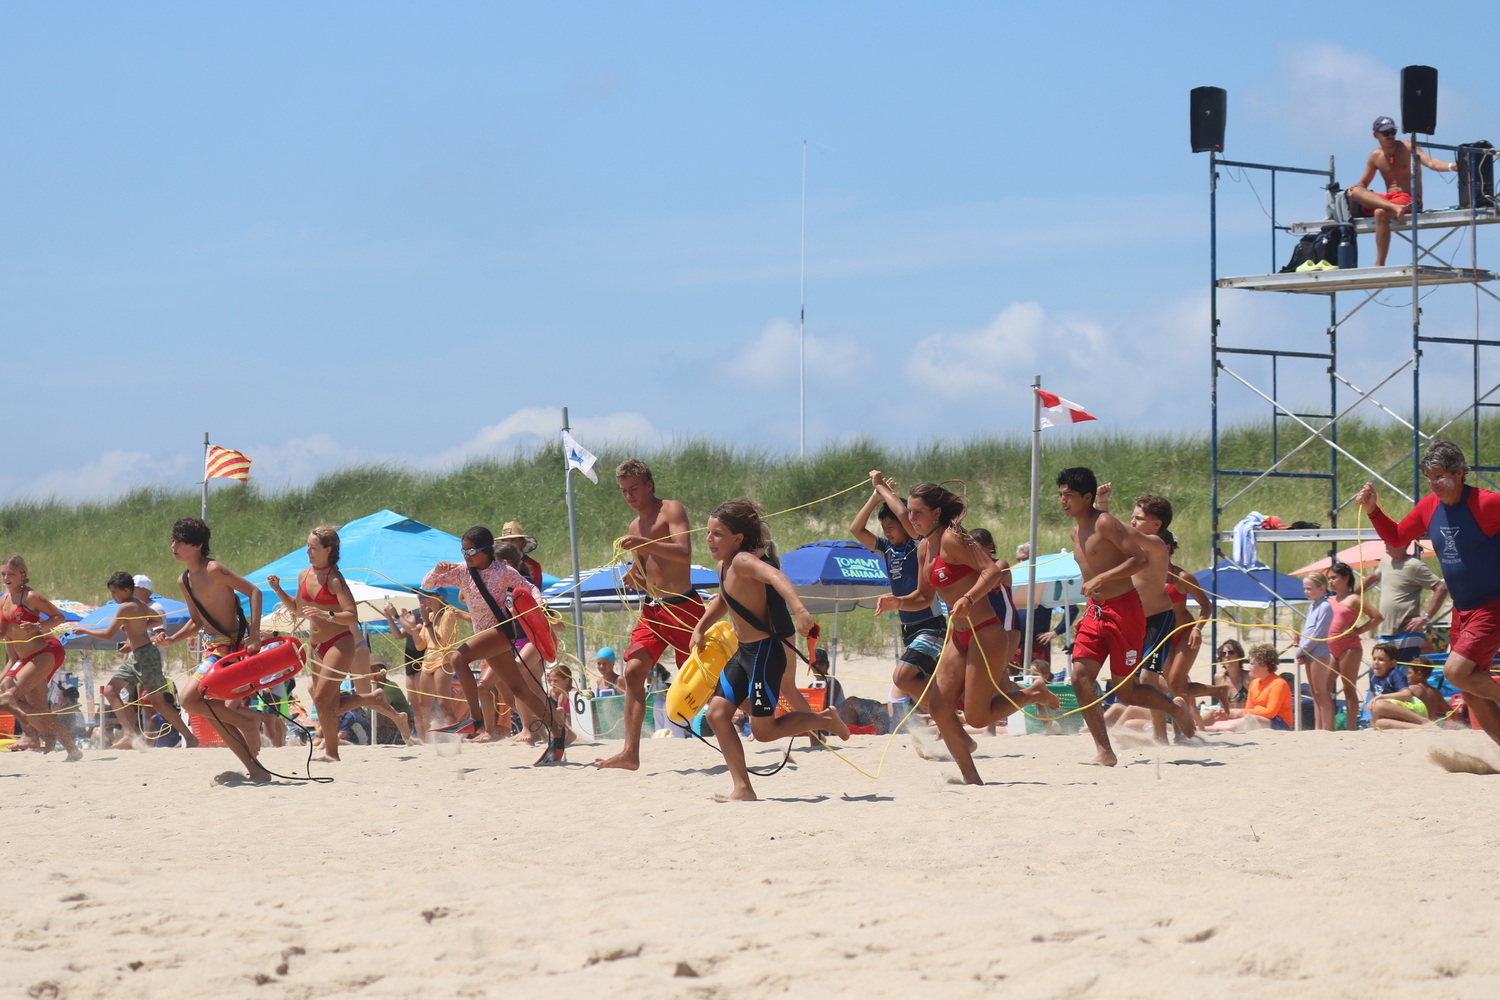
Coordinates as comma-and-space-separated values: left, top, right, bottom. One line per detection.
511, 589, 557, 663
199, 636, 306, 701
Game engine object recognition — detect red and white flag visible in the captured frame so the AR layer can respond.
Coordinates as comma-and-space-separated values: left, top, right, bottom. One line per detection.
205, 445, 251, 482
1036, 389, 1097, 429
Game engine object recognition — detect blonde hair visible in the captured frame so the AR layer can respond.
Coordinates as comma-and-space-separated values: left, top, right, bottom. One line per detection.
311, 525, 341, 565
2, 555, 27, 585
1305, 571, 1329, 592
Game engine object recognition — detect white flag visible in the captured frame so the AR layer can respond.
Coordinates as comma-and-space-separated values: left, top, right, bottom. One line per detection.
562, 430, 598, 483
1036, 388, 1099, 429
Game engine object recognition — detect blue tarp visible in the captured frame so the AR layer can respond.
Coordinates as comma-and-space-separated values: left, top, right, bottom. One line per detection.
778, 540, 890, 613
1193, 559, 1309, 609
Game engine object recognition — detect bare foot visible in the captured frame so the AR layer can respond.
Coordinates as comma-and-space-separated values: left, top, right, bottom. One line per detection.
593, 750, 640, 770
1172, 697, 1198, 740
715, 787, 757, 802
312, 754, 340, 763
949, 770, 985, 786
1032, 680, 1061, 711
65, 746, 83, 762
466, 731, 502, 744
111, 737, 135, 750
819, 708, 851, 741
1086, 747, 1119, 767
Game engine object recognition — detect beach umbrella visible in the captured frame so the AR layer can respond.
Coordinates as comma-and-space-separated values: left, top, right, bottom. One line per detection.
778, 540, 890, 613
63, 597, 190, 650
1290, 538, 1436, 576
542, 564, 719, 614
1008, 550, 1084, 610
1193, 559, 1309, 609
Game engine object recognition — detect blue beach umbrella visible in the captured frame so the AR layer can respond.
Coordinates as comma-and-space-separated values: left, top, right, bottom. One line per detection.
1193, 559, 1310, 610
64, 597, 192, 650
778, 540, 890, 613
542, 564, 719, 613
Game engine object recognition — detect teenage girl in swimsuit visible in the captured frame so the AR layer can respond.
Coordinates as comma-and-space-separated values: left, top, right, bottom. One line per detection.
0, 555, 80, 760
875, 483, 1057, 785
1327, 560, 1382, 732
269, 526, 416, 760
424, 526, 565, 761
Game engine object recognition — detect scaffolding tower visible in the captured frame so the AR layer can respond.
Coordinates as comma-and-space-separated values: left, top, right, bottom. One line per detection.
1206, 141, 1499, 621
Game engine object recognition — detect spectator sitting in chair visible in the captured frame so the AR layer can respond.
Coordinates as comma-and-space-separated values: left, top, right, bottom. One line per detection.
1348, 114, 1460, 266
808, 648, 888, 735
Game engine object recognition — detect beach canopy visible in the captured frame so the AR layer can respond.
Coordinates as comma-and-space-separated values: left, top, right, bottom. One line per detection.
244, 509, 476, 613
778, 540, 890, 613
64, 596, 192, 650
1009, 550, 1084, 609
1290, 537, 1436, 576
542, 563, 720, 613
1193, 559, 1309, 609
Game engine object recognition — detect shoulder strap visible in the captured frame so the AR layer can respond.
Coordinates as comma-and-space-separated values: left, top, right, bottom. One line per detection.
722, 585, 809, 665
179, 569, 246, 644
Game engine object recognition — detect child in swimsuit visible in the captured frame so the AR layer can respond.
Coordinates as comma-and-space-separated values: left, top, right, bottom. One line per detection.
0, 555, 80, 760
692, 498, 849, 801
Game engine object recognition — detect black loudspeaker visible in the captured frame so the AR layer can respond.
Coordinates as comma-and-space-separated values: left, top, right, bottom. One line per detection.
1401, 65, 1438, 135
1190, 86, 1227, 153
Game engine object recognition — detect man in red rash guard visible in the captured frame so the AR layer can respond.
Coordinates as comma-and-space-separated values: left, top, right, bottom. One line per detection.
1357, 440, 1500, 747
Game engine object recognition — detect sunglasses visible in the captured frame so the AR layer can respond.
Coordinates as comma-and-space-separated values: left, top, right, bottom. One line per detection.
461, 545, 492, 557
1379, 129, 1397, 138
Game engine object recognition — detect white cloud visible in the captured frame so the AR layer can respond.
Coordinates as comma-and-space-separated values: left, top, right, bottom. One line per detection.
1244, 44, 1399, 149
730, 318, 869, 384
0, 450, 194, 504
427, 408, 660, 468
905, 302, 1113, 403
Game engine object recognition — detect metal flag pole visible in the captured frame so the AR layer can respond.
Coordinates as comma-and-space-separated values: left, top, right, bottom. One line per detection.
799, 138, 807, 459
561, 408, 587, 666
1023, 376, 1042, 678
201, 432, 210, 520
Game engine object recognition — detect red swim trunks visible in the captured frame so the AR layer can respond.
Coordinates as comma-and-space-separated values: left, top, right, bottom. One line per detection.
1073, 591, 1146, 678
1450, 598, 1500, 670
626, 595, 706, 668
1355, 190, 1416, 216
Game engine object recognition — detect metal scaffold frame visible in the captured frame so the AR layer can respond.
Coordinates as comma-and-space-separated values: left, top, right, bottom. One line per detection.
1206, 140, 1499, 621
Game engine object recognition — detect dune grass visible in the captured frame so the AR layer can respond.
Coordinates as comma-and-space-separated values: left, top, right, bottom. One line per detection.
1, 416, 1482, 659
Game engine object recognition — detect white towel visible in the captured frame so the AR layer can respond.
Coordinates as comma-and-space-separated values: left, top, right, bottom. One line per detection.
1233, 511, 1266, 568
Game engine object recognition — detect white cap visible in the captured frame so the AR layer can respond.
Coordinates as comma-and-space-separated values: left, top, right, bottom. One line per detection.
133, 575, 153, 591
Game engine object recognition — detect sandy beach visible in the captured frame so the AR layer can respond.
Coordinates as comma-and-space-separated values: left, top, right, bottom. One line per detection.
5, 700, 1500, 1000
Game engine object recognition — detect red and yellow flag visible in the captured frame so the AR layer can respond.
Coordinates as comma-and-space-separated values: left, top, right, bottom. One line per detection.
205, 445, 251, 482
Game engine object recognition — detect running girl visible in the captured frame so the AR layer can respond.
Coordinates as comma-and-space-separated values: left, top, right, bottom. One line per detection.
875, 482, 1058, 785
423, 526, 565, 762
0, 555, 80, 760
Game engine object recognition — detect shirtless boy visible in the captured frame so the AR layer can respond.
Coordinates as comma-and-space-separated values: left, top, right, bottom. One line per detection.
1058, 468, 1195, 766
154, 517, 268, 783
595, 459, 704, 770
691, 498, 848, 801
73, 571, 196, 749
1348, 114, 1459, 266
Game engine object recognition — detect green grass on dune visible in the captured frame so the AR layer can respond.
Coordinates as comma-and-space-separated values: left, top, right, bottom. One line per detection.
0, 417, 1483, 657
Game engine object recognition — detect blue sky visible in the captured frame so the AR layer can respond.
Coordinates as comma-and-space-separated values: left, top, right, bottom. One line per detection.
4, 2, 1497, 501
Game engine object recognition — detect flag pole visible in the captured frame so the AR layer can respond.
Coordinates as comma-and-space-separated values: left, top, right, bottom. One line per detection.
201, 432, 209, 521
1024, 376, 1042, 678
561, 407, 587, 667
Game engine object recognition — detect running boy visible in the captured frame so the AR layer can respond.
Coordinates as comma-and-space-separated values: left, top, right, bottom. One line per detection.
691, 498, 848, 801
1058, 468, 1195, 766
154, 517, 268, 782
73, 571, 196, 749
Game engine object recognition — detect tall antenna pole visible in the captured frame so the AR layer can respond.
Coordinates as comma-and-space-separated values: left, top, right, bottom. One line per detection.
799, 139, 807, 459
201, 431, 209, 521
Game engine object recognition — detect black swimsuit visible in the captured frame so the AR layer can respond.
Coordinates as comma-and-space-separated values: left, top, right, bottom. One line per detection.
716, 584, 796, 718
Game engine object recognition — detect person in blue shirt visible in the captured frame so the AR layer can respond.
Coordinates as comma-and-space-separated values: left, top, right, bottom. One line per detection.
849, 470, 946, 711
1297, 572, 1336, 730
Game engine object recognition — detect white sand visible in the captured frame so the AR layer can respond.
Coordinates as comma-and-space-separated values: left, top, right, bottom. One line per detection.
5, 713, 1500, 999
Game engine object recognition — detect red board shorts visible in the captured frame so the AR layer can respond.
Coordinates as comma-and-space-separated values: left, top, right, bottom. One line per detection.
1355, 189, 1416, 216
1450, 598, 1500, 670
1073, 591, 1147, 678
626, 595, 706, 668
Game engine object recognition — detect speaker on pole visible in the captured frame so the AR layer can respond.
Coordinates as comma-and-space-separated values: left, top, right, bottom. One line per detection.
1190, 86, 1227, 153
1401, 65, 1438, 135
